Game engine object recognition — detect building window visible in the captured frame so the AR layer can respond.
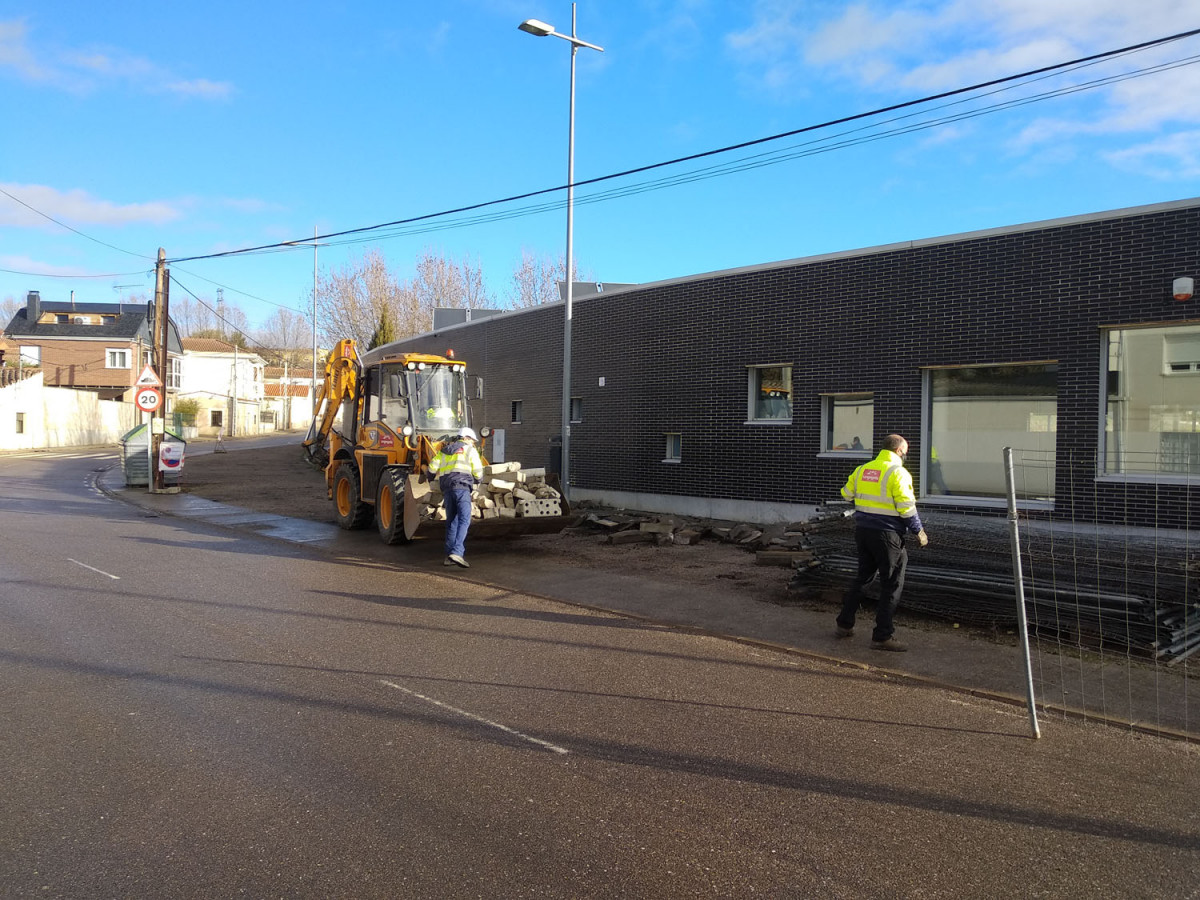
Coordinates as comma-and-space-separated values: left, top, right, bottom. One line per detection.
1104, 324, 1200, 476
926, 362, 1058, 498
747, 364, 792, 422
106, 348, 131, 369
18, 346, 39, 366
56, 314, 70, 324
570, 397, 582, 423
210, 409, 224, 428
167, 358, 182, 390
664, 433, 681, 462
511, 400, 523, 424
15, 412, 24, 434
822, 393, 873, 452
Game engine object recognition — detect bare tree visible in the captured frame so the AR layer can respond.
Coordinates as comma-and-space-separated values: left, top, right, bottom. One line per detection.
0, 294, 20, 328
315, 248, 410, 350
256, 307, 310, 368
506, 248, 579, 308
408, 249, 492, 327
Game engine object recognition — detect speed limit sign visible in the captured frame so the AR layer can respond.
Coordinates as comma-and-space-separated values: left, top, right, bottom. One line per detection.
135, 386, 162, 412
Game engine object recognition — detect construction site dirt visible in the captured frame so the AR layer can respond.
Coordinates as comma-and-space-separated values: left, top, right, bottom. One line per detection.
174, 437, 1195, 739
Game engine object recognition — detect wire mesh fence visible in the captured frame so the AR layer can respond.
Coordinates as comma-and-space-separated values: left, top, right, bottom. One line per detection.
1005, 447, 1196, 740
787, 449, 1196, 741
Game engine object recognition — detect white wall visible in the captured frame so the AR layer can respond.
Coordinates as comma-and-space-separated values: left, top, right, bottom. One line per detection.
0, 374, 138, 450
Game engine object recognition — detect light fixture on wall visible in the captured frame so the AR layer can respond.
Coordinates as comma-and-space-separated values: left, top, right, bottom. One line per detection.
1172, 276, 1194, 301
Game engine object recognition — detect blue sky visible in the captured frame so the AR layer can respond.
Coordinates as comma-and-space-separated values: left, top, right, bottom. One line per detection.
3, 0, 1200, 331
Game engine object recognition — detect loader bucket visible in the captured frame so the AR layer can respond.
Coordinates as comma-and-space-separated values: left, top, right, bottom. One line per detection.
401, 472, 573, 541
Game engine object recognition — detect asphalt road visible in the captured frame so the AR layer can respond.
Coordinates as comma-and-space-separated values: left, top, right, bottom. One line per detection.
1, 446, 1198, 898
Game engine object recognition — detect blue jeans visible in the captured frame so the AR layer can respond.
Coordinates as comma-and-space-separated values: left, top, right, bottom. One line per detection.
443, 486, 473, 558
837, 528, 907, 641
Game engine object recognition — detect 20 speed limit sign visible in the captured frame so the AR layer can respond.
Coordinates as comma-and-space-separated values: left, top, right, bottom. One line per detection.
135, 386, 162, 412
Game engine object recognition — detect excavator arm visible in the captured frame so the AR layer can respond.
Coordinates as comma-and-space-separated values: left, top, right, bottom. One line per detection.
302, 338, 360, 468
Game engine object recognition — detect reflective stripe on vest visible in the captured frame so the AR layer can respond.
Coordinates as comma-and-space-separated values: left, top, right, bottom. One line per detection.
430, 444, 482, 479
843, 454, 915, 518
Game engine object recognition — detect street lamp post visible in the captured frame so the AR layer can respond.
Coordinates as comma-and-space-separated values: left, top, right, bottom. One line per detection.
519, 5, 603, 502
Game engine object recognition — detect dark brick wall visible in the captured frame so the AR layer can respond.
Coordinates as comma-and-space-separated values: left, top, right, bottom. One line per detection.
390, 201, 1200, 528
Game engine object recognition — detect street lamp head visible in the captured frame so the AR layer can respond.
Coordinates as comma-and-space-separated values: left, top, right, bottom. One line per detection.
518, 18, 555, 37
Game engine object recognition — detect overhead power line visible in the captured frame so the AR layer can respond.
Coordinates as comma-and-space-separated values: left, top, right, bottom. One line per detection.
166, 26, 1200, 265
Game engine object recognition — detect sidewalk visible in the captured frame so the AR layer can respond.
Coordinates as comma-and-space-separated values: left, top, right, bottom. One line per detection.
97, 464, 1195, 741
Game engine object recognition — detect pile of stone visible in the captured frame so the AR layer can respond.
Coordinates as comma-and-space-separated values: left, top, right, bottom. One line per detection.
421, 461, 564, 521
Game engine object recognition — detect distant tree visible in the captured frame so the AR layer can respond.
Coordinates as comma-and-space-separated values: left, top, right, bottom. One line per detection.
507, 248, 579, 308
314, 248, 493, 349
256, 307, 310, 368
368, 309, 398, 350
1, 294, 21, 327
315, 248, 409, 350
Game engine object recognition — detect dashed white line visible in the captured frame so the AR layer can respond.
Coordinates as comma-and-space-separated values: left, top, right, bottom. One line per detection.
380, 680, 568, 755
67, 559, 121, 580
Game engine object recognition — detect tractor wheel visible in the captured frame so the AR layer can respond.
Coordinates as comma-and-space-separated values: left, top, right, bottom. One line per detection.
333, 462, 371, 530
377, 468, 412, 545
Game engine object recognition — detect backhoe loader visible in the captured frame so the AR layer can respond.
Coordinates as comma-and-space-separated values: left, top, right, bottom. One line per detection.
302, 338, 569, 543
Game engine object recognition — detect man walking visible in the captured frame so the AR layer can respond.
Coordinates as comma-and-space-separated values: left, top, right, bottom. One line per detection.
836, 433, 928, 651
427, 426, 484, 568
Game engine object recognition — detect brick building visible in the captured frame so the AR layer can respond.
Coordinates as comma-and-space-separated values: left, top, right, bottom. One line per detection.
379, 198, 1200, 528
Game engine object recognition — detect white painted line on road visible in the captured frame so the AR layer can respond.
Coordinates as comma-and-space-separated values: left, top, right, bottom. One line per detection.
380, 680, 568, 755
67, 559, 121, 580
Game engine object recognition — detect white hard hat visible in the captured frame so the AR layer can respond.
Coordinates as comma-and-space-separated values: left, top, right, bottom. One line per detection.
458, 427, 477, 441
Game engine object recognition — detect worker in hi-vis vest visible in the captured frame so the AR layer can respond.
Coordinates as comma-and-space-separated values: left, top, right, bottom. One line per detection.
427, 426, 484, 569
835, 433, 929, 652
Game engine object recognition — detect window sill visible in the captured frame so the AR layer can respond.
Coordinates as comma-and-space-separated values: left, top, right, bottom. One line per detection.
745, 419, 792, 426
661, 458, 681, 464
1096, 473, 1199, 485
817, 451, 869, 460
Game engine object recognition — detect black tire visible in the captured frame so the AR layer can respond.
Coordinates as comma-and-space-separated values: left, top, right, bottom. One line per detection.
377, 468, 412, 545
333, 462, 371, 530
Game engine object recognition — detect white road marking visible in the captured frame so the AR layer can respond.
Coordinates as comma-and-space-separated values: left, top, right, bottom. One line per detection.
67, 559, 121, 580
380, 679, 568, 755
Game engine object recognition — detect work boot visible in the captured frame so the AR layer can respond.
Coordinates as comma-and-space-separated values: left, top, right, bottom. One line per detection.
870, 637, 908, 652
449, 554, 470, 568
835, 626, 854, 638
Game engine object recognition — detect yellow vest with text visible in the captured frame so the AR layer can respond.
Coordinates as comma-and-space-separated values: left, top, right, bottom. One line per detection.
841, 449, 918, 521
429, 440, 483, 485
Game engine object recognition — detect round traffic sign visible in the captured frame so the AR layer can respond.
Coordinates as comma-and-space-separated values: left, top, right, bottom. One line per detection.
135, 387, 162, 412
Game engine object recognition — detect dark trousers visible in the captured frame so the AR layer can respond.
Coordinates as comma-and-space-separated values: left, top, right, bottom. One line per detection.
837, 527, 907, 641
443, 486, 473, 558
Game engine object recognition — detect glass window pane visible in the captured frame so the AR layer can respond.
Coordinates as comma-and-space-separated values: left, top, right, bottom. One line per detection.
749, 366, 792, 421
1105, 325, 1200, 475
928, 363, 1057, 498
826, 395, 872, 451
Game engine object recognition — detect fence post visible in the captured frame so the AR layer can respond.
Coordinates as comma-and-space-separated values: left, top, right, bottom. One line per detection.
1003, 447, 1042, 739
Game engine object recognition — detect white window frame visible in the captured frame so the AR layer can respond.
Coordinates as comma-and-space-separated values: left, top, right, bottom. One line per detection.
106, 348, 131, 369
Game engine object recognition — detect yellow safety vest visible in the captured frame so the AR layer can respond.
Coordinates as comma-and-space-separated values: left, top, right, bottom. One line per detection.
841, 449, 917, 519
429, 441, 483, 481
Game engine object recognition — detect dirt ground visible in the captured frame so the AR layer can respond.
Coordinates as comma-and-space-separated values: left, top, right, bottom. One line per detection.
179, 442, 799, 605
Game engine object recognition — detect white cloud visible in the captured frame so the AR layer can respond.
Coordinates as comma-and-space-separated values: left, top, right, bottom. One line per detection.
1104, 130, 1200, 179
727, 0, 1200, 163
0, 183, 180, 229
0, 16, 232, 99
0, 254, 94, 278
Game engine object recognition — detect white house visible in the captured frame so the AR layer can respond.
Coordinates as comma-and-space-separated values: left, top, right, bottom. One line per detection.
179, 338, 266, 438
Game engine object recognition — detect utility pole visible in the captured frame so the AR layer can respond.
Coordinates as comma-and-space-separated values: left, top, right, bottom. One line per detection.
151, 249, 169, 492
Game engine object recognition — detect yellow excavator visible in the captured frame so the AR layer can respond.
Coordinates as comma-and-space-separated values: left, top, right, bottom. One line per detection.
303, 338, 569, 543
